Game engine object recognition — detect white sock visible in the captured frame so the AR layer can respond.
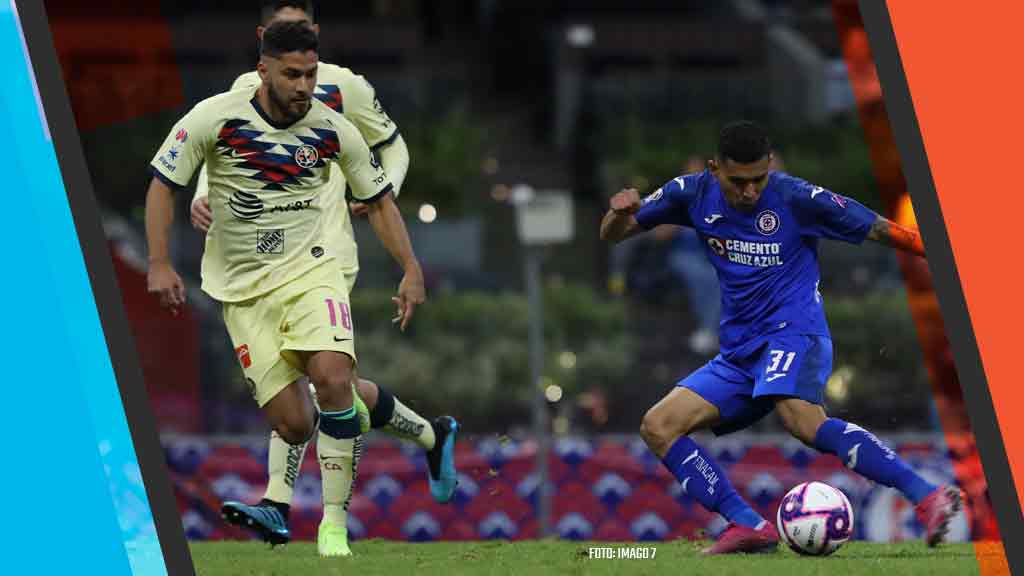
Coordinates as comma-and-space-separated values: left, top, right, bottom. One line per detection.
263, 431, 308, 505
317, 431, 362, 527
386, 398, 436, 450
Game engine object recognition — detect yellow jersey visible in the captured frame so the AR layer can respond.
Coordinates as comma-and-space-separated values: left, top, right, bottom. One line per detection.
151, 86, 392, 302
193, 63, 401, 276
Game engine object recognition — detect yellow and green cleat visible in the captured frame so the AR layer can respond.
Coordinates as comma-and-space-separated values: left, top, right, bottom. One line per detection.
317, 521, 352, 558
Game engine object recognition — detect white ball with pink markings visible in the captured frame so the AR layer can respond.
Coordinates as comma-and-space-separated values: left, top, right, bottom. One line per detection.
776, 481, 854, 556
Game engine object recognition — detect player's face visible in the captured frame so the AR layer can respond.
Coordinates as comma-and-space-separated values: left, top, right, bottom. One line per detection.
712, 155, 773, 212
261, 51, 318, 122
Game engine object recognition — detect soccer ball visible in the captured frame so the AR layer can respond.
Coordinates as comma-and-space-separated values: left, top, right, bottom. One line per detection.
776, 481, 854, 556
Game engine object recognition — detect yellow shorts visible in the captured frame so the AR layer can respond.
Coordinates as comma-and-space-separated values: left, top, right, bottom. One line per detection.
342, 268, 358, 297
223, 262, 356, 407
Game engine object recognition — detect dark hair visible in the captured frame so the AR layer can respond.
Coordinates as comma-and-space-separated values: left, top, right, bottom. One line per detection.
260, 0, 315, 26
260, 20, 319, 58
718, 121, 771, 164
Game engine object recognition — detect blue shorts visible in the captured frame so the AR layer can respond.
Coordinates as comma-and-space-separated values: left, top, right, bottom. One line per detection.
677, 333, 833, 436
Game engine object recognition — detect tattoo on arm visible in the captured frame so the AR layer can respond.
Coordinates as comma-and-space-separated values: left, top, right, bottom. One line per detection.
868, 216, 926, 257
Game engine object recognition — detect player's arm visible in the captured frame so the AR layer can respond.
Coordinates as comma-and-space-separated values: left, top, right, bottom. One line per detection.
145, 175, 186, 313
600, 188, 644, 243
601, 177, 695, 243
365, 194, 424, 330
345, 73, 408, 214
334, 114, 425, 330
190, 164, 213, 233
866, 215, 926, 257
375, 134, 409, 194
146, 105, 210, 312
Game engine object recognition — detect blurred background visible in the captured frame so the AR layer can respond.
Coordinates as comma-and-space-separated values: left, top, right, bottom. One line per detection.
46, 0, 996, 545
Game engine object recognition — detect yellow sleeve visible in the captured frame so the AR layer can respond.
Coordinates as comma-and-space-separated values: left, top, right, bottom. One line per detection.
376, 133, 409, 196
344, 73, 399, 149
331, 112, 393, 203
150, 104, 213, 189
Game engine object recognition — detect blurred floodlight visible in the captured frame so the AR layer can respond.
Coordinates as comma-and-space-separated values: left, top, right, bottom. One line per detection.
545, 384, 563, 403
418, 203, 437, 223
566, 24, 594, 47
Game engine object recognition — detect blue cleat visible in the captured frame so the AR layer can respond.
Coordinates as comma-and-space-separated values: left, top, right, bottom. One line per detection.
221, 500, 290, 546
426, 416, 459, 503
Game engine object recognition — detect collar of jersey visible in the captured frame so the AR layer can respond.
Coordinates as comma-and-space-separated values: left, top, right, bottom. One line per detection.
250, 95, 308, 130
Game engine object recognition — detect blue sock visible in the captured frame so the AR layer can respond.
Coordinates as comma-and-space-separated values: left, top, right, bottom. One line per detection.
662, 436, 765, 528
814, 418, 936, 504
319, 406, 361, 439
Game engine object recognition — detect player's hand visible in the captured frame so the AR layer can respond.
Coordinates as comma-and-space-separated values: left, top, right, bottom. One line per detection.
349, 201, 370, 217
392, 264, 425, 332
147, 260, 186, 315
610, 188, 642, 215
190, 198, 212, 233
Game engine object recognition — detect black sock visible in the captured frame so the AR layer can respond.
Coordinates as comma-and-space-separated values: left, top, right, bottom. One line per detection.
370, 385, 396, 429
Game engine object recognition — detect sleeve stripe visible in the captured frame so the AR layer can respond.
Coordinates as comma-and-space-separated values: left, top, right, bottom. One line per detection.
360, 183, 394, 205
370, 129, 401, 151
150, 166, 186, 190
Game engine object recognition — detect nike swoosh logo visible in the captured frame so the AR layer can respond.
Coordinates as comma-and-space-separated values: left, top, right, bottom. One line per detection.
231, 150, 259, 159
811, 186, 824, 199
704, 214, 724, 224
333, 337, 351, 342
765, 373, 787, 382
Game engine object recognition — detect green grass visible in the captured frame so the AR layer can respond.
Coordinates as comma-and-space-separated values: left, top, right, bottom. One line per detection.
190, 539, 983, 576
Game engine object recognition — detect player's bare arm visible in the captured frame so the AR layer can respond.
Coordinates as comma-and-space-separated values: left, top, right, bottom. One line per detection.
867, 215, 926, 257
366, 192, 425, 331
144, 176, 186, 313
600, 187, 644, 243
191, 197, 213, 233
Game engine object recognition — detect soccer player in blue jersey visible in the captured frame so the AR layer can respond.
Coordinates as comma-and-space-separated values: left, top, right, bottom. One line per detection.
600, 121, 960, 554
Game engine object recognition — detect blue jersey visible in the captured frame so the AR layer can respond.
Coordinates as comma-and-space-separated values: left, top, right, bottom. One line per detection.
634, 170, 877, 356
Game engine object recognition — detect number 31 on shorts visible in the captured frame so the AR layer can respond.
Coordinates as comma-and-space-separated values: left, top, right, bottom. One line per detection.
325, 298, 352, 330
765, 349, 795, 380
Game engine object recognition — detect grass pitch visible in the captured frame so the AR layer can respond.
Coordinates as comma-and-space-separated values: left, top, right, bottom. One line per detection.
190, 539, 989, 575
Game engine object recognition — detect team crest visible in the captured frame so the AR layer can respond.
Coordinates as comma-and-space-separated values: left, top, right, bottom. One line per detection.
175, 128, 188, 143
294, 144, 319, 168
756, 209, 780, 236
707, 237, 726, 256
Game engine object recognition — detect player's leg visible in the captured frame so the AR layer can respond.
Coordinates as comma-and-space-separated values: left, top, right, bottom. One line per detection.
641, 359, 778, 554
219, 298, 315, 545
298, 350, 361, 557
760, 334, 960, 546
355, 377, 458, 503
776, 398, 961, 546
340, 269, 457, 501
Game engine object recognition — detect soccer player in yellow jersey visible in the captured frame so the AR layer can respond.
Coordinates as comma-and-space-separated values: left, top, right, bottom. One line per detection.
186, 1, 458, 552
145, 20, 438, 557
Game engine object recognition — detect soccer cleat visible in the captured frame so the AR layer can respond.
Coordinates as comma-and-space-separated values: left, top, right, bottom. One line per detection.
317, 520, 352, 557
915, 484, 962, 547
702, 522, 780, 555
221, 500, 290, 546
426, 416, 459, 504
